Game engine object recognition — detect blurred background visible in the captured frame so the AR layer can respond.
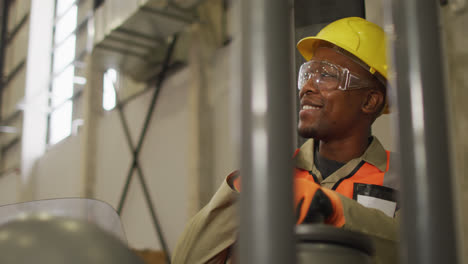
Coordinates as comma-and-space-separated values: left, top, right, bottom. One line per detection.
0, 0, 466, 263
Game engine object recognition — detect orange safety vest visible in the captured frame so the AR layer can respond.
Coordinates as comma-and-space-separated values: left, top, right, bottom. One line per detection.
332, 151, 391, 199
295, 150, 399, 216
231, 150, 399, 215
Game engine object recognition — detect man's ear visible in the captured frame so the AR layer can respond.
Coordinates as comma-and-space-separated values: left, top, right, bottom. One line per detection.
362, 89, 384, 115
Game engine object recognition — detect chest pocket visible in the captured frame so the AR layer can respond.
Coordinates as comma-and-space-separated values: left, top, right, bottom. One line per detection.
331, 153, 399, 217
353, 183, 398, 217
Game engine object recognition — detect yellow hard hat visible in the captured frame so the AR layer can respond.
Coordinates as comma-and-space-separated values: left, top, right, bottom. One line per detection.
297, 17, 387, 80
297, 17, 389, 114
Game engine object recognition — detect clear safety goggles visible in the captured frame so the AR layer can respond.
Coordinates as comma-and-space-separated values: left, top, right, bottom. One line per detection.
298, 60, 373, 91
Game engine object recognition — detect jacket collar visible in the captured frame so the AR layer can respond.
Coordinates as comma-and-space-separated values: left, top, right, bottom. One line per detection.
294, 136, 388, 173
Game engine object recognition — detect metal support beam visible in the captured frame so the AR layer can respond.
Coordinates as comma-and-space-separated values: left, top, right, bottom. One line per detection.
53, 12, 91, 50
51, 49, 86, 78
0, 109, 20, 126
2, 58, 25, 87
384, 0, 459, 263
116, 35, 179, 264
106, 35, 156, 50
115, 28, 165, 45
0, 0, 10, 120
167, 0, 203, 14
95, 44, 148, 60
239, 0, 295, 263
6, 11, 28, 44
140, 6, 195, 24
54, 0, 85, 22
1, 135, 20, 154
0, 109, 20, 125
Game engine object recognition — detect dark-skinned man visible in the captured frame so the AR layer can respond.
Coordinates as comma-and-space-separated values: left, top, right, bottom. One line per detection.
172, 17, 399, 264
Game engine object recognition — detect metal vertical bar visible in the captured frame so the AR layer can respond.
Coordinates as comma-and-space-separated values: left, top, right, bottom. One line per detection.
384, 0, 459, 263
239, 0, 295, 263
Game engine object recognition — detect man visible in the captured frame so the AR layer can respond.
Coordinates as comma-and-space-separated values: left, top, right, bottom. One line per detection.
172, 17, 399, 264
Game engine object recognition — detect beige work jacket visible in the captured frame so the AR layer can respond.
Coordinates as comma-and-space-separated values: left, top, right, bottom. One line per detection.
172, 137, 399, 264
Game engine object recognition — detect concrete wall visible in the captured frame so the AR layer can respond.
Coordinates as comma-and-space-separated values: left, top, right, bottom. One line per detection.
22, 64, 195, 252
93, 67, 191, 251
34, 135, 82, 199
0, 0, 32, 203
0, 168, 18, 205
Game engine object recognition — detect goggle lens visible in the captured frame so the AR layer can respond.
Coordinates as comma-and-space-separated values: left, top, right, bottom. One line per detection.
297, 60, 371, 91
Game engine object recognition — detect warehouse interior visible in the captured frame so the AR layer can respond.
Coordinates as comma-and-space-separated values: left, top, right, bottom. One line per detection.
0, 0, 467, 263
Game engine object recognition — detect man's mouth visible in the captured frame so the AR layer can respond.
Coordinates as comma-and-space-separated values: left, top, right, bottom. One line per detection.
302, 105, 322, 110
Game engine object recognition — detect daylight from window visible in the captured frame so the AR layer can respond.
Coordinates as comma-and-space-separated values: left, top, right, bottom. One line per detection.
103, 68, 117, 111
49, 0, 77, 145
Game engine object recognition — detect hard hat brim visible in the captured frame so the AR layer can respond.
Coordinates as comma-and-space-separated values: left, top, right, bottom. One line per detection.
297, 36, 330, 62
297, 37, 359, 65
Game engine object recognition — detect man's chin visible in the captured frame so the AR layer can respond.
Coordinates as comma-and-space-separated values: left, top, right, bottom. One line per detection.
298, 126, 318, 139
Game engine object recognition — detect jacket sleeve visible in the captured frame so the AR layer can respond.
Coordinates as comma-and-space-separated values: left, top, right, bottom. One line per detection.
172, 179, 239, 264
339, 194, 400, 264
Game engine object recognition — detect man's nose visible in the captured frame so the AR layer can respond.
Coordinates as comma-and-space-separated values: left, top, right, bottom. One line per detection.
299, 78, 320, 98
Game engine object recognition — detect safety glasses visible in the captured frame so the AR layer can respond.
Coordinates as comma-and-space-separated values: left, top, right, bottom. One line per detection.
298, 60, 373, 91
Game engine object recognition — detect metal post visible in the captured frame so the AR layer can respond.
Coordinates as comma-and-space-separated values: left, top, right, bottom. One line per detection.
384, 0, 459, 263
239, 0, 295, 263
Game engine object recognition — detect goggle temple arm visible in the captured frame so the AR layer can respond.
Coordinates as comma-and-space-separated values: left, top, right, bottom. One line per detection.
341, 68, 371, 90
339, 67, 351, 90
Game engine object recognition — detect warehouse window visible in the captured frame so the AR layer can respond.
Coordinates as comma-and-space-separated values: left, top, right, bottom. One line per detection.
48, 0, 78, 145
103, 68, 117, 111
